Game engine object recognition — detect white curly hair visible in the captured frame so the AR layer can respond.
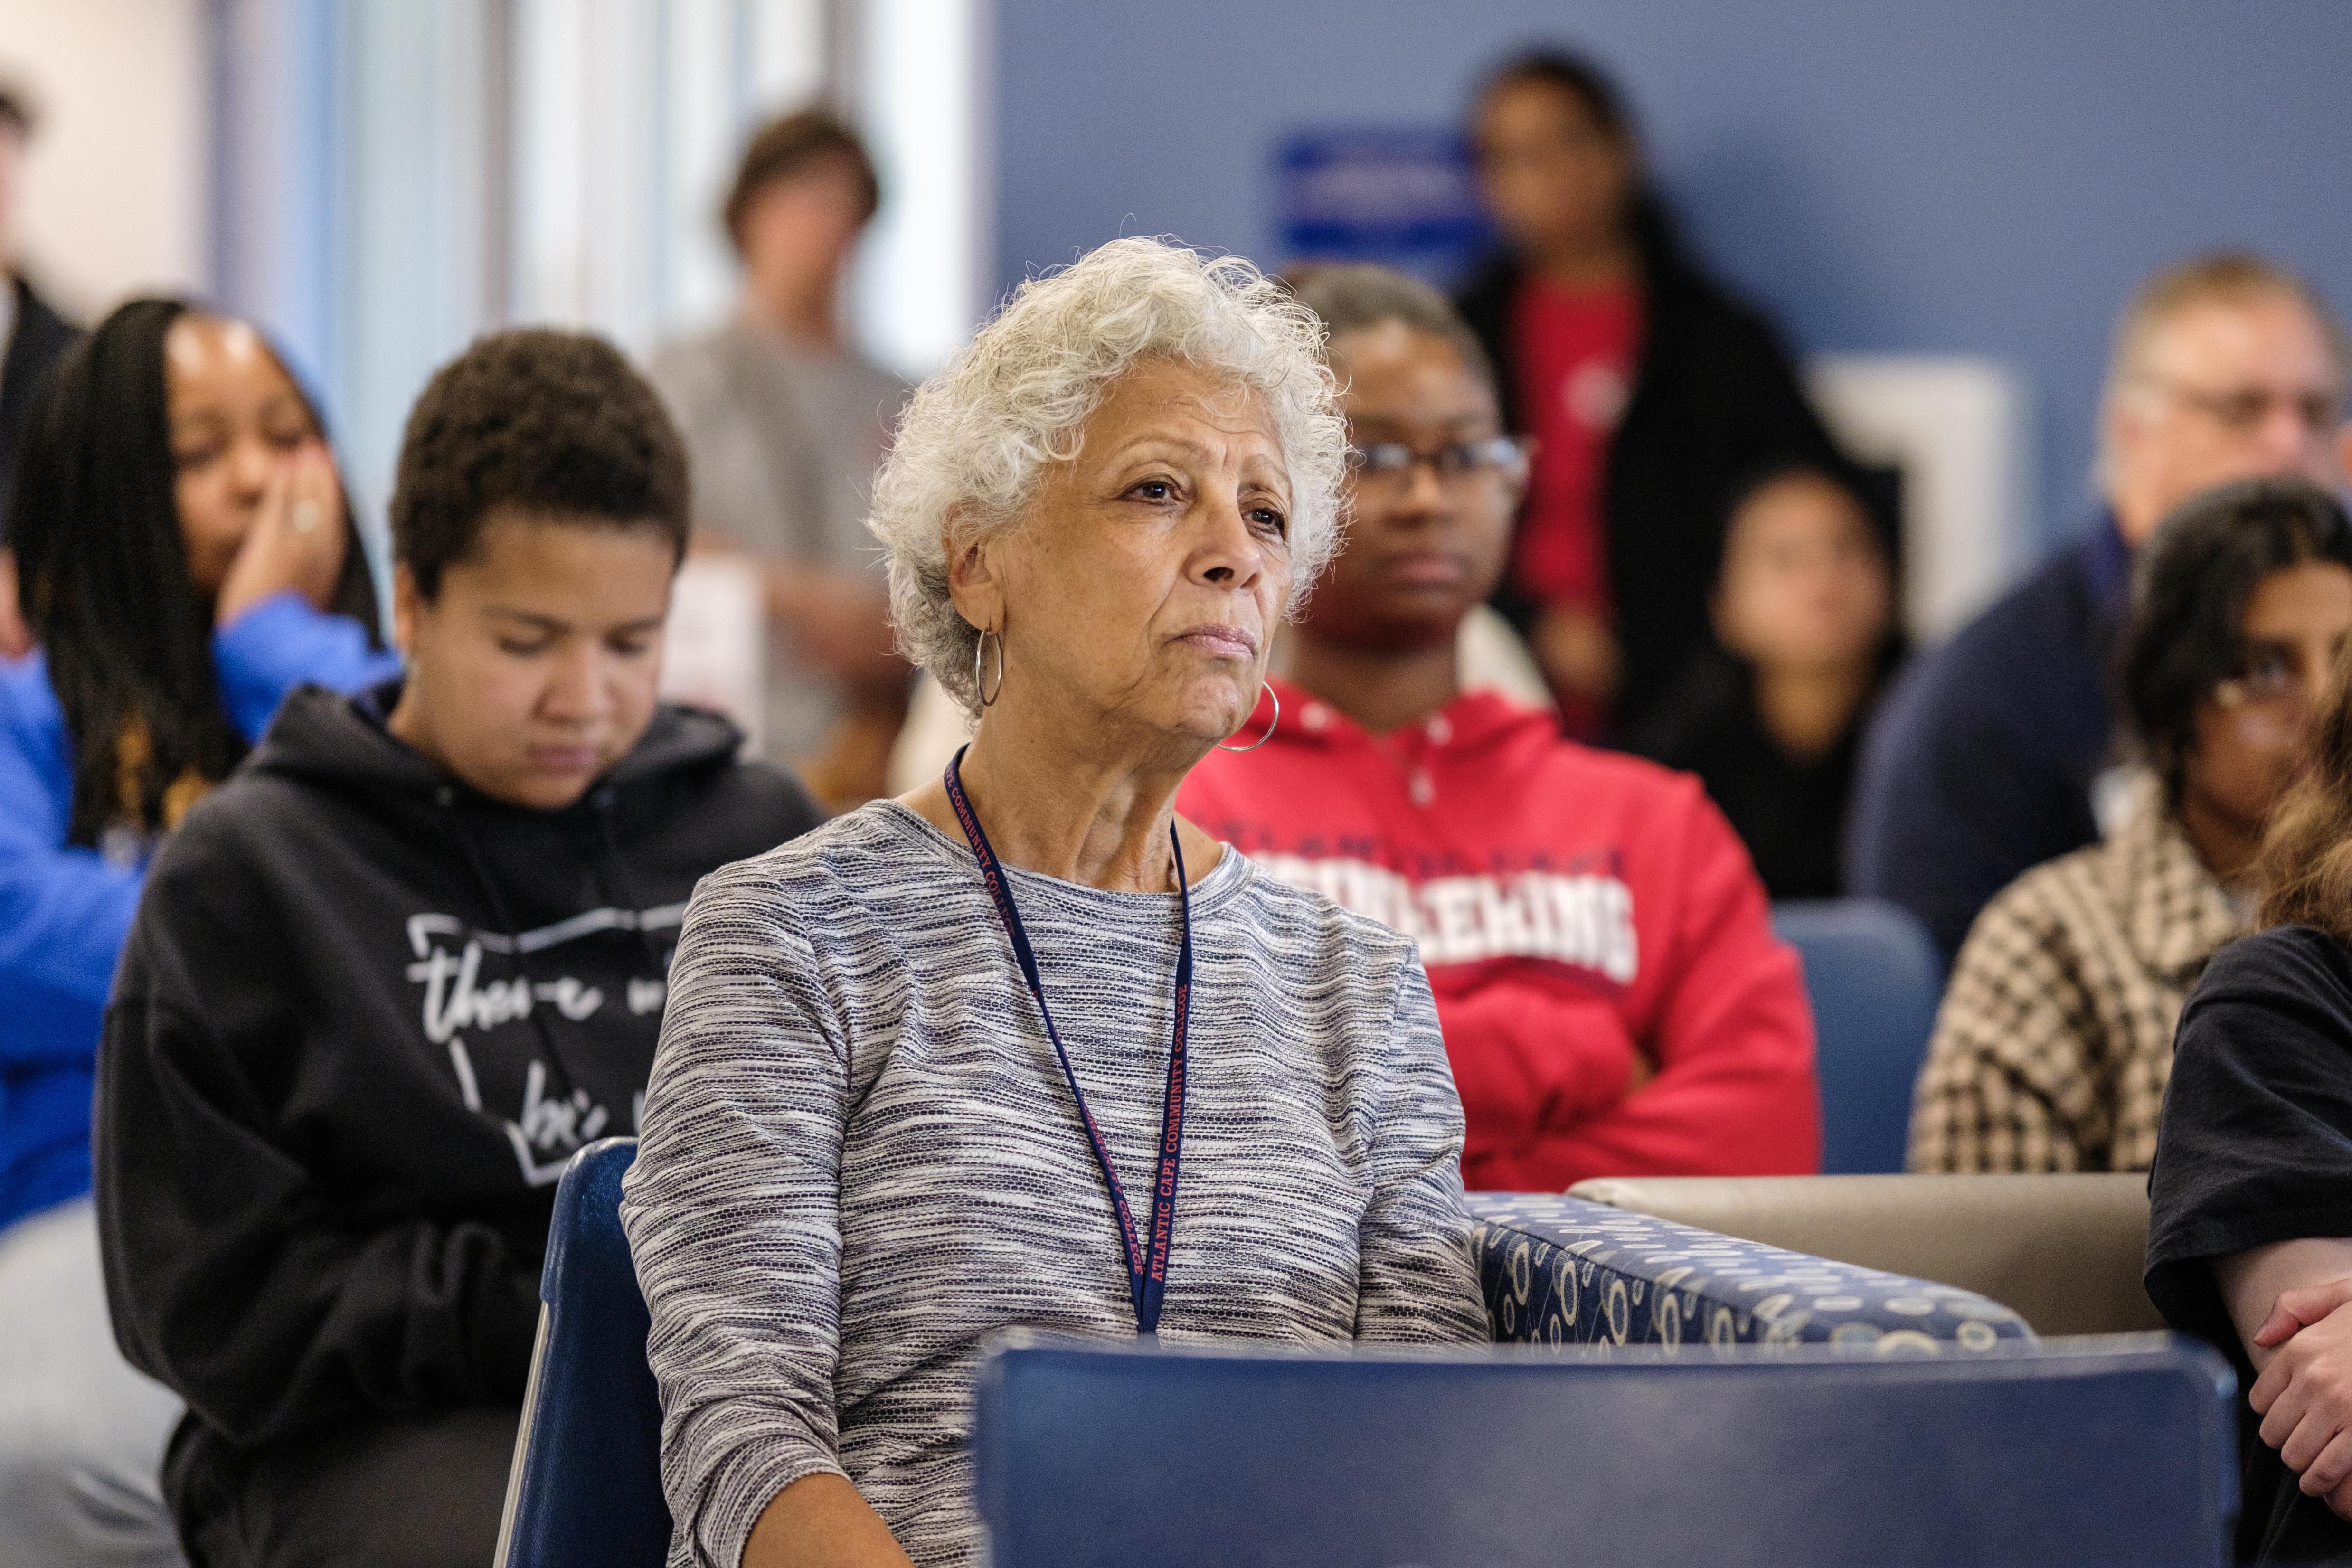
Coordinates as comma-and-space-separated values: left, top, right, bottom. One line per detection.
866, 236, 1348, 717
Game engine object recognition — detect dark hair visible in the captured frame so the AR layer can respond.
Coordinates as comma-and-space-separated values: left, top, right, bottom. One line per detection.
2260, 636, 2352, 940
1716, 458, 1899, 576
2116, 477, 2352, 797
722, 107, 880, 249
1471, 48, 1675, 259
1282, 263, 1498, 397
10, 299, 379, 846
390, 328, 690, 600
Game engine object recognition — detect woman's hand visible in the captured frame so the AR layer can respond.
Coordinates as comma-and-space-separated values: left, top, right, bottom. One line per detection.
214, 441, 349, 628
2250, 1284, 2352, 1514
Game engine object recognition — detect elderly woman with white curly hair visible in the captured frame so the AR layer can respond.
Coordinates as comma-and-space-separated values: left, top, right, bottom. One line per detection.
620, 236, 1491, 1568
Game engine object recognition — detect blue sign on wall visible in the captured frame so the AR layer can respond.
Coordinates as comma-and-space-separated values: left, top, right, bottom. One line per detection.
1275, 128, 1492, 286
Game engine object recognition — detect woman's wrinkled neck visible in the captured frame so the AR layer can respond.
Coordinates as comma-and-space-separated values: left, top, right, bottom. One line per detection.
905, 686, 1218, 893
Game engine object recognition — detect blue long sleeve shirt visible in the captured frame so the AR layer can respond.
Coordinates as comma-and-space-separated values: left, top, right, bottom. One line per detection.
0, 593, 400, 1229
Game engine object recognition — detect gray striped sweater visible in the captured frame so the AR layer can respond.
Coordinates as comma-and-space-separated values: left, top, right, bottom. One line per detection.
620, 801, 1488, 1568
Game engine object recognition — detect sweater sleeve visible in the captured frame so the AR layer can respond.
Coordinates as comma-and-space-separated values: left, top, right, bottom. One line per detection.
96, 834, 540, 1446
619, 864, 853, 1568
1907, 876, 2100, 1172
1352, 958, 1490, 1344
1521, 787, 1820, 1181
212, 593, 401, 743
0, 671, 142, 1056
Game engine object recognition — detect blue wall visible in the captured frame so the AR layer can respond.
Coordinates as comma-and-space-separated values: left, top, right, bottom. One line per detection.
994, 0, 2352, 552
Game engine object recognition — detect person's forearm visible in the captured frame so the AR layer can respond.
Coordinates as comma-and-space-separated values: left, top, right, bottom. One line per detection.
2217, 1238, 2352, 1371
742, 1473, 916, 1568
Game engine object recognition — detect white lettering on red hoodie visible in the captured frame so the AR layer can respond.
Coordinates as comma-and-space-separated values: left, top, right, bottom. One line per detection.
1180, 677, 1819, 1190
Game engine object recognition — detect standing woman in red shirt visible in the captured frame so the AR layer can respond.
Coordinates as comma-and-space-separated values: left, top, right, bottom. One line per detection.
1456, 51, 1846, 741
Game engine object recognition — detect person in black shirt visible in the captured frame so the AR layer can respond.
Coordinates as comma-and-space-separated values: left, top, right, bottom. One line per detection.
1631, 464, 1897, 899
95, 331, 822, 1568
2148, 633, 2352, 1565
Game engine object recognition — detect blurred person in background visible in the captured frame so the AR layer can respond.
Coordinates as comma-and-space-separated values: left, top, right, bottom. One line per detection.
1458, 49, 1844, 740
2146, 630, 2352, 1562
1850, 253, 2352, 963
1182, 264, 1817, 1190
98, 331, 819, 1568
0, 80, 82, 658
1913, 479, 2352, 1176
0, 300, 397, 1567
650, 108, 913, 809
1631, 463, 1899, 899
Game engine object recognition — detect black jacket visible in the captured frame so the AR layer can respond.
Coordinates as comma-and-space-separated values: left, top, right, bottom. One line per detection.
94, 683, 821, 1532
0, 273, 79, 532
1455, 223, 1843, 734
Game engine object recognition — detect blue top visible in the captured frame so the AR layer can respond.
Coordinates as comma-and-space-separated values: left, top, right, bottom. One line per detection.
0, 592, 399, 1229
1843, 515, 2133, 965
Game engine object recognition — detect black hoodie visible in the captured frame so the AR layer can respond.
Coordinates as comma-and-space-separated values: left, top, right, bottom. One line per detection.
93, 681, 820, 1529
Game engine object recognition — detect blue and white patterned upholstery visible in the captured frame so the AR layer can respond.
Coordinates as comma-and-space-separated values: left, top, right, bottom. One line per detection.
1469, 1193, 2034, 1352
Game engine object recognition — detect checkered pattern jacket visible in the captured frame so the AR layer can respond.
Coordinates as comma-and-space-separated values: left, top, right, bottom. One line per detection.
1908, 775, 2246, 1172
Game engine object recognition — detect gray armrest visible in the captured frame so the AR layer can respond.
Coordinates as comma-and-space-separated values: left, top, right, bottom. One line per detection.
1568, 1174, 2163, 1335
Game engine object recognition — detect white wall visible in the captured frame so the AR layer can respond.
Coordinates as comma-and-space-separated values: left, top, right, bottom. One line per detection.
0, 0, 208, 315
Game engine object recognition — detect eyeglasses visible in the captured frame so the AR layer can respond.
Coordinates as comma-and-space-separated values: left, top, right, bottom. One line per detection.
2144, 378, 2343, 437
1346, 437, 1529, 491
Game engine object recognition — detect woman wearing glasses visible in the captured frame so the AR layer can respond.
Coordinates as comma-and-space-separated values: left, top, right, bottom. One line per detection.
1912, 477, 2352, 1174
1181, 264, 1818, 1193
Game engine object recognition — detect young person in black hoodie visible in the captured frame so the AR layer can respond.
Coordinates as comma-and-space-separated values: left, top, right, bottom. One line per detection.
93, 329, 822, 1568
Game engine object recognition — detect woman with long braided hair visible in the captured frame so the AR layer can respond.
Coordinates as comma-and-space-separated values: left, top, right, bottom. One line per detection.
0, 298, 395, 1568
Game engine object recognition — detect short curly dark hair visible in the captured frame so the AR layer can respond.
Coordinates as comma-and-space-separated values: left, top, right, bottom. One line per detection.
391, 329, 690, 599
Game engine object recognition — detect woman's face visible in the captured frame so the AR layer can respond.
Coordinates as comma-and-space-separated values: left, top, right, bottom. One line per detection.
165, 314, 321, 596
1302, 323, 1518, 652
1712, 472, 1894, 676
1474, 78, 1635, 259
954, 357, 1295, 756
2184, 558, 2352, 841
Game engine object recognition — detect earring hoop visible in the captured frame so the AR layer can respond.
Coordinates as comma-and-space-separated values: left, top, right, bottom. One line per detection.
973, 629, 1005, 707
1216, 681, 1280, 753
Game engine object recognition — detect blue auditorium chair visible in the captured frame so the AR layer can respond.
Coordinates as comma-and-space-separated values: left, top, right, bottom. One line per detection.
1774, 897, 1944, 1172
493, 1136, 673, 1568
973, 1333, 2236, 1568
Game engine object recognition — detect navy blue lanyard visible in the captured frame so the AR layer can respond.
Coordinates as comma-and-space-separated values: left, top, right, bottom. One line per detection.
944, 746, 1190, 1335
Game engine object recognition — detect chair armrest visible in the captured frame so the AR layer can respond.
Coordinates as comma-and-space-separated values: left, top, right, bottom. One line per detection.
1469, 1194, 2032, 1351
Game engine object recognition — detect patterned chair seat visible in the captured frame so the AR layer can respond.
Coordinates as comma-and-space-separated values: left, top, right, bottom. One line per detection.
1469, 1193, 2033, 1353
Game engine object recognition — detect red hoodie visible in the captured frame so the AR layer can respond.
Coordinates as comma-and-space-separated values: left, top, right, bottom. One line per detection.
1180, 677, 1819, 1190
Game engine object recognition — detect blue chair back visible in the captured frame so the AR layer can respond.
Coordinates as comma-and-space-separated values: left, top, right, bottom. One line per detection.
1774, 898, 1944, 1172
494, 1137, 672, 1568
974, 1333, 2235, 1568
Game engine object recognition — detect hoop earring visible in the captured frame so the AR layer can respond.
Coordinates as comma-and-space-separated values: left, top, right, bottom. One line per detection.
1216, 681, 1280, 753
973, 629, 1005, 707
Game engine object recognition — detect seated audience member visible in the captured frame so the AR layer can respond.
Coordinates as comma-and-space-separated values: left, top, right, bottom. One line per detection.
649, 108, 913, 809
1913, 478, 2352, 1174
1180, 264, 1818, 1192
1850, 253, 2351, 962
2145, 636, 2352, 1564
1457, 50, 1843, 738
622, 240, 1488, 1568
0, 299, 396, 1568
96, 331, 821, 1568
1631, 463, 1899, 899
